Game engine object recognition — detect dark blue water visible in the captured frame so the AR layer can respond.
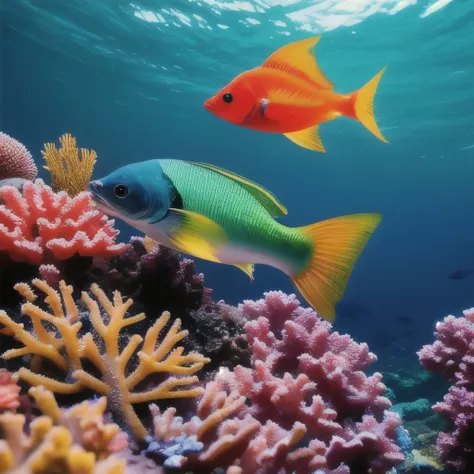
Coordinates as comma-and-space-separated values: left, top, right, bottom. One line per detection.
1, 0, 473, 365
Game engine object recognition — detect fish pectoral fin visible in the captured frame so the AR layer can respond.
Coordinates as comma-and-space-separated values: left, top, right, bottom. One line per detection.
261, 36, 334, 90
144, 235, 157, 253
166, 208, 227, 262
284, 125, 326, 153
191, 162, 287, 217
233, 263, 255, 280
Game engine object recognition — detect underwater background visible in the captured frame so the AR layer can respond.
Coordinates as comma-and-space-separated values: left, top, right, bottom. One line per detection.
2, 0, 474, 369
1, 1, 474, 473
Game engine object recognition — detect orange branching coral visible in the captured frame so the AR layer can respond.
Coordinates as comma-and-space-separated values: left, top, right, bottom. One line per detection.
0, 387, 127, 474
0, 279, 210, 440
42, 133, 97, 197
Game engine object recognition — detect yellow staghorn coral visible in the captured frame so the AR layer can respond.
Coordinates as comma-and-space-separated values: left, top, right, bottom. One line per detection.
0, 387, 127, 474
41, 133, 97, 196
0, 279, 211, 440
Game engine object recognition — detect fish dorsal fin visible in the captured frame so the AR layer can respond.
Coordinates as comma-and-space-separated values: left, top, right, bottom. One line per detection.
233, 263, 255, 280
261, 36, 334, 90
166, 208, 227, 262
191, 162, 288, 217
284, 125, 326, 153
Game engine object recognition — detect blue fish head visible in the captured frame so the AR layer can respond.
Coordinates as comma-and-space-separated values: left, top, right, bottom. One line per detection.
88, 160, 172, 223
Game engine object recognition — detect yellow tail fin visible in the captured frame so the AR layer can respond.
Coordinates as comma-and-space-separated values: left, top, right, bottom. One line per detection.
293, 213, 382, 322
353, 67, 388, 143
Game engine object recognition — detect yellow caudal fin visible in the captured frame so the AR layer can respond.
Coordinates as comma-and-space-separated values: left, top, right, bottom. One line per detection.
284, 125, 326, 153
293, 213, 382, 322
353, 66, 388, 143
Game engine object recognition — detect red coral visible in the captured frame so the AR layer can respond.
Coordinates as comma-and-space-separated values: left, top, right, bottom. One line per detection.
0, 369, 21, 411
0, 179, 128, 264
0, 132, 37, 181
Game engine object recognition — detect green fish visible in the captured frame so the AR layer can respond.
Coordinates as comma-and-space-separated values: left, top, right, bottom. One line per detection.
88, 159, 381, 321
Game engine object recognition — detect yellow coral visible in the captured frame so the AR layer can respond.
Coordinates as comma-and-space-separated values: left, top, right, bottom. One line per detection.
42, 133, 97, 196
0, 397, 127, 474
0, 279, 210, 440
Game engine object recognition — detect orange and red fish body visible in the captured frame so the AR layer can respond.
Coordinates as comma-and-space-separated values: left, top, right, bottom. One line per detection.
204, 36, 388, 152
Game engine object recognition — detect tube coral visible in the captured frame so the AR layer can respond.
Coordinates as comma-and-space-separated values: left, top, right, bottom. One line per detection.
42, 133, 97, 197
0, 179, 127, 264
0, 278, 210, 440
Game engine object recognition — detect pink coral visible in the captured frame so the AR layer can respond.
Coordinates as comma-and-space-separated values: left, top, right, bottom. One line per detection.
238, 291, 390, 419
418, 308, 474, 471
0, 369, 21, 411
0, 179, 128, 264
149, 291, 404, 473
0, 132, 37, 181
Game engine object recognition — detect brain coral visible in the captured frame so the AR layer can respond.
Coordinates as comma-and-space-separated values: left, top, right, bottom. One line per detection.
0, 132, 38, 181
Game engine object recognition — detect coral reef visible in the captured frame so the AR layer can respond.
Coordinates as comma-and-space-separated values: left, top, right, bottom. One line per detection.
0, 179, 128, 265
146, 291, 405, 473
0, 279, 210, 440
42, 133, 97, 197
89, 237, 251, 374
418, 307, 474, 471
0, 386, 128, 474
0, 132, 38, 181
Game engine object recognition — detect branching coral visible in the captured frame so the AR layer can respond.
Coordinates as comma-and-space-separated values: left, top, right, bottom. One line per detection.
89, 237, 250, 374
418, 307, 474, 471
0, 179, 128, 264
0, 279, 210, 440
146, 292, 404, 473
0, 386, 127, 474
42, 133, 97, 197
0, 132, 37, 181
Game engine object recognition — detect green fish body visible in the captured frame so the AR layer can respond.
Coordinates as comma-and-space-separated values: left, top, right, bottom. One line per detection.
89, 159, 381, 321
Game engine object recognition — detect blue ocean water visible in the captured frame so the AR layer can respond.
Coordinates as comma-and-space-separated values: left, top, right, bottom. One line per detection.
1, 0, 473, 369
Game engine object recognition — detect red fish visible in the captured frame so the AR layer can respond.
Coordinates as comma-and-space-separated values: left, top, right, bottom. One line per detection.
204, 36, 388, 152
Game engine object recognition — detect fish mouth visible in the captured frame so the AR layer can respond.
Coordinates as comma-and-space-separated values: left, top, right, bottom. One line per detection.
88, 180, 115, 215
204, 100, 215, 112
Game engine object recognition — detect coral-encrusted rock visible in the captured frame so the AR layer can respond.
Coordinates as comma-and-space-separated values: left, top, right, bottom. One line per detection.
0, 179, 128, 265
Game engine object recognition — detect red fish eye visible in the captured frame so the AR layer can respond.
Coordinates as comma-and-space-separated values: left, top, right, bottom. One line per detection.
223, 93, 233, 103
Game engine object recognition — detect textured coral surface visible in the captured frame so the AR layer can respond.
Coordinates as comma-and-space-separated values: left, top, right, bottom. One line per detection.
0, 386, 128, 474
0, 179, 128, 264
418, 308, 474, 471
42, 133, 97, 197
0, 279, 210, 440
147, 291, 405, 474
0, 132, 38, 181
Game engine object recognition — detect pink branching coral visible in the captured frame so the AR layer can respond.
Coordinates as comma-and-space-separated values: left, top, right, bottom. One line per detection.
418, 307, 474, 471
0, 369, 21, 411
148, 291, 404, 473
0, 179, 128, 264
237, 291, 391, 420
0, 132, 37, 181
